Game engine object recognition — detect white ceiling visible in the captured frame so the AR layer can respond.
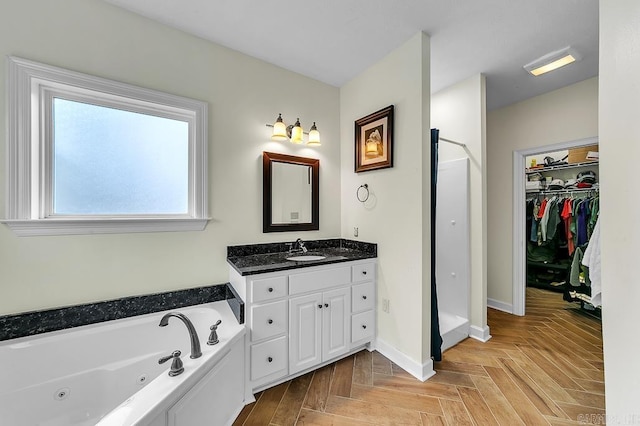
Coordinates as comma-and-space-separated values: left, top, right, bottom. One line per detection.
102, 0, 598, 111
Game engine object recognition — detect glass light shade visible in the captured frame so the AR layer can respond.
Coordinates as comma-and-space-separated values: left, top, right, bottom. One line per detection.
290, 118, 304, 144
271, 114, 289, 141
307, 122, 321, 146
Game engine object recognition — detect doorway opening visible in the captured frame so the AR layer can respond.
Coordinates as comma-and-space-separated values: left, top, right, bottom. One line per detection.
512, 136, 598, 315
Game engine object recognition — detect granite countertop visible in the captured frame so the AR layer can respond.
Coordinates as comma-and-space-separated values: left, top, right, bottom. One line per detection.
227, 238, 377, 276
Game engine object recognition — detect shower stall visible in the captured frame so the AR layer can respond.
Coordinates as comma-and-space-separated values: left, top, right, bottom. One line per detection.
436, 157, 471, 351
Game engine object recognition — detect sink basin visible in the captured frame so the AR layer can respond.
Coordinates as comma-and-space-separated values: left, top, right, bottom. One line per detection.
286, 255, 326, 262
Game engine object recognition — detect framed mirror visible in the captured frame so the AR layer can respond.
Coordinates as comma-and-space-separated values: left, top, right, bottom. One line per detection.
263, 151, 319, 233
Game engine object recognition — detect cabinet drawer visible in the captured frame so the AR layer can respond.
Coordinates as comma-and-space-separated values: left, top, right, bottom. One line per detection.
251, 275, 287, 303
250, 336, 288, 381
289, 266, 351, 295
251, 300, 287, 342
351, 310, 375, 343
352, 263, 375, 283
352, 282, 375, 313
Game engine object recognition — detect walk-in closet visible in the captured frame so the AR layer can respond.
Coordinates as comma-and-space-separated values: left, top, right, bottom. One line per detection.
525, 143, 601, 317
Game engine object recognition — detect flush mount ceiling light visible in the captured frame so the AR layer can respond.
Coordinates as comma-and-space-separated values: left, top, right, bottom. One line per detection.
524, 46, 582, 77
266, 114, 321, 146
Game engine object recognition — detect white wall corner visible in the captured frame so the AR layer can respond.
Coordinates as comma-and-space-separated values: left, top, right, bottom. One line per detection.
375, 338, 436, 382
469, 325, 492, 342
487, 298, 513, 314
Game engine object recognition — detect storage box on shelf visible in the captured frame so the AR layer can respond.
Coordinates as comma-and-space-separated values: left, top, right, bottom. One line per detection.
568, 144, 599, 164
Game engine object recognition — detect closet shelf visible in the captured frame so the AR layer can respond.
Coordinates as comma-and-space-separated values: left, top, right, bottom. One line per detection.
526, 160, 598, 174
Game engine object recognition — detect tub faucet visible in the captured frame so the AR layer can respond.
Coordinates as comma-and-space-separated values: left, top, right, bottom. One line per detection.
158, 312, 202, 359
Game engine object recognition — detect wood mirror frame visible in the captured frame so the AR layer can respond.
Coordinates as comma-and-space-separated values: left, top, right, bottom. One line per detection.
263, 151, 319, 233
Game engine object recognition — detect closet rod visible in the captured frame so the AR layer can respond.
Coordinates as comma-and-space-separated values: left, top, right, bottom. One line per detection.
440, 137, 466, 147
533, 187, 599, 196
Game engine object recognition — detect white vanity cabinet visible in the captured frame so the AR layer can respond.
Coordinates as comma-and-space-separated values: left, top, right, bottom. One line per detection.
229, 258, 376, 394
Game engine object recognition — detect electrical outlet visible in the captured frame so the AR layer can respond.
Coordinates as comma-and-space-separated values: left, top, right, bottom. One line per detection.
382, 299, 389, 313
354, 227, 359, 237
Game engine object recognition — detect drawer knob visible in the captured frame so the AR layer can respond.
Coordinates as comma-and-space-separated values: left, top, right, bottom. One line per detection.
268, 357, 273, 363
318, 304, 323, 309
362, 295, 367, 300
362, 271, 367, 275
268, 287, 274, 293
268, 319, 273, 324
324, 303, 329, 308
362, 325, 367, 329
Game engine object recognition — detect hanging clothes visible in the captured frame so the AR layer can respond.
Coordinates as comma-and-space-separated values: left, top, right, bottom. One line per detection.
545, 198, 561, 241
583, 217, 602, 306
561, 199, 575, 256
540, 196, 556, 242
576, 199, 590, 246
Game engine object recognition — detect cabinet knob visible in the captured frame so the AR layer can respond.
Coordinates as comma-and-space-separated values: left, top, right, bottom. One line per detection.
268, 287, 274, 293
268, 319, 273, 324
362, 295, 367, 300
268, 357, 273, 363
362, 271, 367, 275
324, 303, 329, 308
318, 304, 323, 309
362, 325, 367, 329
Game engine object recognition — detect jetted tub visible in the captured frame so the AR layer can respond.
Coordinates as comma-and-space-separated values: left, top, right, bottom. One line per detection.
0, 301, 245, 426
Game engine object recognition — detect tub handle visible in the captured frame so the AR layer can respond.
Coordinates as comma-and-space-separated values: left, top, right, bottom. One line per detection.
207, 320, 222, 346
158, 350, 184, 377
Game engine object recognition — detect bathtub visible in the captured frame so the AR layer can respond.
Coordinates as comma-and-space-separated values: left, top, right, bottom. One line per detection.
0, 301, 245, 426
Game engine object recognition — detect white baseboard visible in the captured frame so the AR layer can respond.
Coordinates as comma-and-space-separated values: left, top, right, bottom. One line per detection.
469, 324, 492, 342
375, 338, 435, 382
487, 298, 513, 314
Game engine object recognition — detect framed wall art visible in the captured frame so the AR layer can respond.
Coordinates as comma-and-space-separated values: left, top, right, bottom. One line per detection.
354, 105, 394, 173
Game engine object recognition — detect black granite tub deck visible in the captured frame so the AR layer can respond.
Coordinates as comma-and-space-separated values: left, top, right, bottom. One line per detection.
0, 283, 244, 341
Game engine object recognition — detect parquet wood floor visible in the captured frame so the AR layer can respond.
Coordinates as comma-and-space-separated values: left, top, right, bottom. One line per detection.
234, 288, 604, 425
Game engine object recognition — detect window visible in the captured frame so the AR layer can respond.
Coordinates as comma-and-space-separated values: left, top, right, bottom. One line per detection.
5, 57, 209, 236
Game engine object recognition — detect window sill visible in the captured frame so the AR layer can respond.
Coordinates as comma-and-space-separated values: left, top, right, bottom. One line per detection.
2, 218, 210, 236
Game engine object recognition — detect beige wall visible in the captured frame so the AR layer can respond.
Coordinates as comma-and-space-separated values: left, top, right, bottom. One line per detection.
0, 0, 341, 315
431, 75, 488, 334
486, 78, 598, 306
340, 33, 431, 367
599, 0, 640, 417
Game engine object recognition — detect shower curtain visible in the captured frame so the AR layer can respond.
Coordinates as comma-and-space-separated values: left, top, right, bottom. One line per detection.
430, 128, 443, 362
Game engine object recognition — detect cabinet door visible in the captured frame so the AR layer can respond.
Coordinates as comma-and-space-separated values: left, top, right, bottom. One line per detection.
289, 293, 322, 375
322, 287, 350, 362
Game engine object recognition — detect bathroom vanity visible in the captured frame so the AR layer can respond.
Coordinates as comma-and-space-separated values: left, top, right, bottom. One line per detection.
227, 239, 377, 396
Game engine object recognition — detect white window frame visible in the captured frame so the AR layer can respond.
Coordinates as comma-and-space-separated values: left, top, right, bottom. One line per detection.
4, 56, 209, 236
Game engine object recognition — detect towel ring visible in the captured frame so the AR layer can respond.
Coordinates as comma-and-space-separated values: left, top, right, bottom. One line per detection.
356, 184, 369, 203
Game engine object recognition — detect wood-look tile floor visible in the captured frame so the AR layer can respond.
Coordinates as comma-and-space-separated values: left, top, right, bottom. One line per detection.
234, 288, 604, 425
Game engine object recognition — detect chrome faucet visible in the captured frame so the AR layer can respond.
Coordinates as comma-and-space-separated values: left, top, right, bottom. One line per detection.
293, 238, 308, 254
158, 312, 202, 359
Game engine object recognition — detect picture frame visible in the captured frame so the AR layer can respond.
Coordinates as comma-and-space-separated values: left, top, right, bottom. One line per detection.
354, 105, 394, 173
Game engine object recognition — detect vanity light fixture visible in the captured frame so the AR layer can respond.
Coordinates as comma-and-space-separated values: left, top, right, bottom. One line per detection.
307, 122, 321, 146
271, 113, 289, 141
524, 46, 581, 77
267, 114, 321, 146
290, 118, 304, 144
